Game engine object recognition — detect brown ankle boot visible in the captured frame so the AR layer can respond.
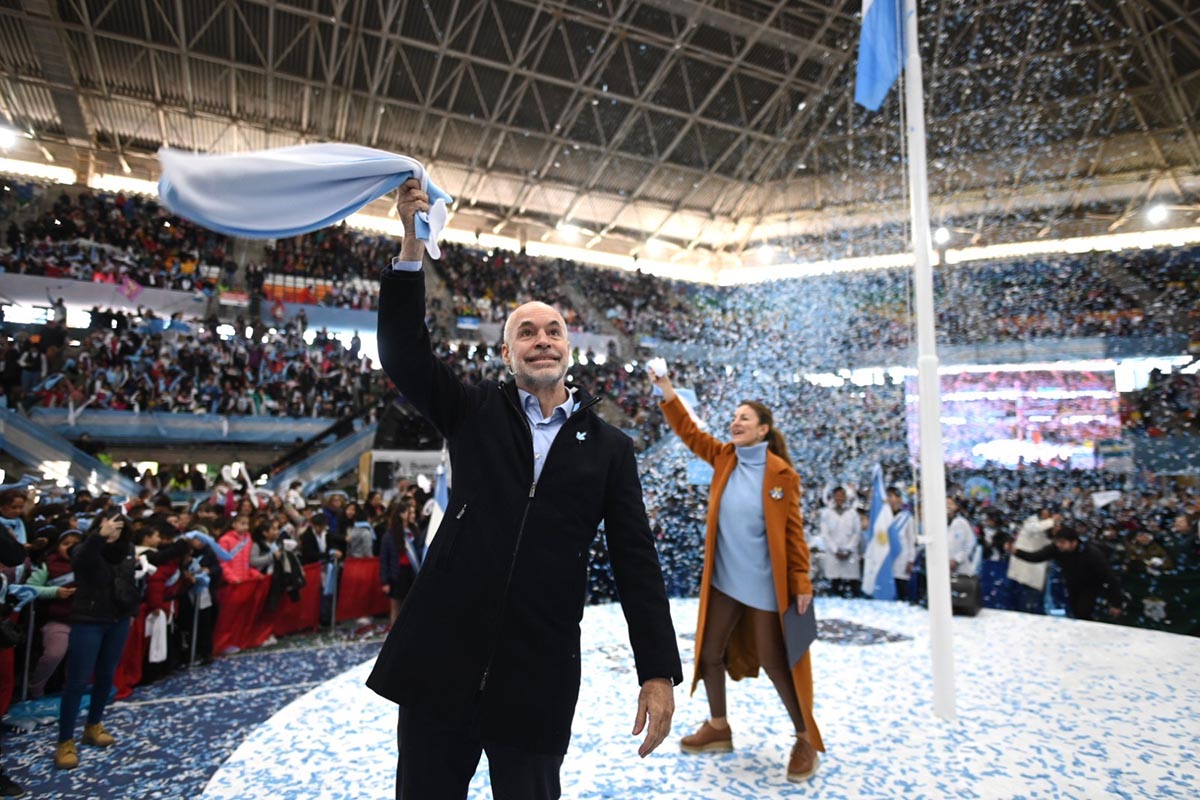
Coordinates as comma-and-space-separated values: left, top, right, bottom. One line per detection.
54, 739, 78, 770
82, 723, 115, 747
680, 721, 734, 754
787, 735, 819, 782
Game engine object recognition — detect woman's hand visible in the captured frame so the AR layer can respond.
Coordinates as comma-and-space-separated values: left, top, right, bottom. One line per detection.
646, 367, 677, 403
795, 594, 812, 615
55, 587, 76, 600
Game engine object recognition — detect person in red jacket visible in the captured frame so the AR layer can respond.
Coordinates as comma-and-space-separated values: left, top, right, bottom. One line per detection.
217, 516, 257, 584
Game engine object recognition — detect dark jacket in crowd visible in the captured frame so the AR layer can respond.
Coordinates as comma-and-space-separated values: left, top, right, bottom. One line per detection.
69, 533, 139, 624
298, 529, 347, 565
366, 268, 682, 756
0, 526, 25, 569
378, 526, 416, 599
1015, 540, 1124, 620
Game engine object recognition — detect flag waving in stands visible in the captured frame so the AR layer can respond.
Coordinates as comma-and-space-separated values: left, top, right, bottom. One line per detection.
861, 464, 905, 599
855, 0, 904, 111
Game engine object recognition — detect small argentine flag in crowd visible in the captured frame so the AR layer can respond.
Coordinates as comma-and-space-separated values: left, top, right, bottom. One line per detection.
855, 0, 904, 111
861, 464, 905, 600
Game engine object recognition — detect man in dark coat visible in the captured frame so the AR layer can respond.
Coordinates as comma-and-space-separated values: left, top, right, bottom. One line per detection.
366, 180, 682, 800
1012, 523, 1124, 621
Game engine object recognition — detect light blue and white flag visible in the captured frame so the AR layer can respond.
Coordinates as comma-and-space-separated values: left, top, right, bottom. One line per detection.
855, 0, 904, 111
157, 143, 453, 259
861, 464, 904, 599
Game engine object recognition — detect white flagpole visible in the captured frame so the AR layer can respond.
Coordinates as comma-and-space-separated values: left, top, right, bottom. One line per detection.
902, 0, 957, 720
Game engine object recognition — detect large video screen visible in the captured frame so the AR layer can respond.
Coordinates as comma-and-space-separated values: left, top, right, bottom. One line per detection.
906, 367, 1121, 469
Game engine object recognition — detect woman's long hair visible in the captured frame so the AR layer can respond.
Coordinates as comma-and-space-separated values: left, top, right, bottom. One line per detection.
739, 399, 793, 468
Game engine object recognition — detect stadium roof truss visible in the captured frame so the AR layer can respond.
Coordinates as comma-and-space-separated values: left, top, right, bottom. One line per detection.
0, 0, 1198, 271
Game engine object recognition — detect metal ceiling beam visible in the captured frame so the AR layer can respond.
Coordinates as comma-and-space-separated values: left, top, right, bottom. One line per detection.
18, 0, 92, 147
551, 5, 704, 227
632, 0, 858, 252
634, 0, 856, 55
457, 1, 561, 206
489, 0, 651, 231
1116, 0, 1200, 169
428, 2, 490, 160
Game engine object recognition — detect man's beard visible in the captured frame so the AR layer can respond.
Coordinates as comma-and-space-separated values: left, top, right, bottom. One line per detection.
515, 361, 567, 391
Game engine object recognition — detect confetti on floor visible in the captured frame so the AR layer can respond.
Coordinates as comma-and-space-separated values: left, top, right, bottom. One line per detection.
202, 597, 1200, 799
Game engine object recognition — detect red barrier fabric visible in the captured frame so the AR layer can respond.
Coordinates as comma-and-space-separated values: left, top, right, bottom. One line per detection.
114, 560, 383, 695
264, 564, 323, 638
113, 607, 148, 699
336, 557, 390, 622
213, 577, 270, 653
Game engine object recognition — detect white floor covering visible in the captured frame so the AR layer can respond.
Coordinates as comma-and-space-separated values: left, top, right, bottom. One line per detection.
201, 597, 1200, 799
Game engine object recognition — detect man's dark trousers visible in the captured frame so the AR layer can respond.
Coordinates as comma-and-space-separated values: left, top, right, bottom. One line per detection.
396, 704, 564, 800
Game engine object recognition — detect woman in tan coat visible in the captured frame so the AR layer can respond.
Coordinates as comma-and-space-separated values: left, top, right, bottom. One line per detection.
649, 369, 823, 782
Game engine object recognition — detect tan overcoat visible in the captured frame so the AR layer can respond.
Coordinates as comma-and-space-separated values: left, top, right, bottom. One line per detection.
662, 396, 824, 751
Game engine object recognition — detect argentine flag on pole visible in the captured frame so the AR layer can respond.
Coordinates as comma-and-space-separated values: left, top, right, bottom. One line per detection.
861, 464, 904, 599
425, 462, 450, 544
855, 0, 904, 111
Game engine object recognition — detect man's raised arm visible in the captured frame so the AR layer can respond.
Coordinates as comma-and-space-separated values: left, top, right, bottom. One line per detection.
376, 179, 478, 438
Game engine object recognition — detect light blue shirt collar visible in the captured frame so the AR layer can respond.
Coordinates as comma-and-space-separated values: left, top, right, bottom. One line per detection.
518, 387, 578, 423
517, 387, 580, 483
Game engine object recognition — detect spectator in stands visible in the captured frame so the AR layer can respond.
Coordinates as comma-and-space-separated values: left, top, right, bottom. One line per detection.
179, 525, 220, 666
136, 521, 188, 682
0, 492, 29, 795
1011, 523, 1124, 621
947, 496, 980, 577
298, 513, 343, 566
877, 487, 917, 601
978, 509, 1012, 609
26, 528, 81, 699
299, 514, 343, 626
817, 486, 861, 598
1007, 509, 1059, 614
378, 501, 418, 626
55, 511, 138, 770
216, 515, 256, 584
321, 492, 347, 539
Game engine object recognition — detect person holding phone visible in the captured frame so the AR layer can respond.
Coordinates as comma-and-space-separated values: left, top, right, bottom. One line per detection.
54, 511, 140, 770
648, 367, 824, 783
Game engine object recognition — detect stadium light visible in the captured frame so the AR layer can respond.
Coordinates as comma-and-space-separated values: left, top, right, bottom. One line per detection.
89, 173, 159, 196
934, 226, 951, 245
0, 156, 76, 184
1146, 204, 1168, 225
0, 128, 17, 150
555, 222, 584, 241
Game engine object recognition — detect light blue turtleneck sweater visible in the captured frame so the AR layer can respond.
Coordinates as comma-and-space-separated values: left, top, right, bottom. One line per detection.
712, 441, 777, 612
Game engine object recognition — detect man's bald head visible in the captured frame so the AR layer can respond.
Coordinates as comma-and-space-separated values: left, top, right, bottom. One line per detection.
503, 302, 565, 349
501, 302, 570, 393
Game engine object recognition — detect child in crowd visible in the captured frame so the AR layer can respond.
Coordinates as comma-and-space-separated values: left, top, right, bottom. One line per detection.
25, 529, 81, 698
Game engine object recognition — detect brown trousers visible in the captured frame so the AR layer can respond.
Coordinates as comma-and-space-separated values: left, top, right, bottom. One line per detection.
698, 586, 805, 732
